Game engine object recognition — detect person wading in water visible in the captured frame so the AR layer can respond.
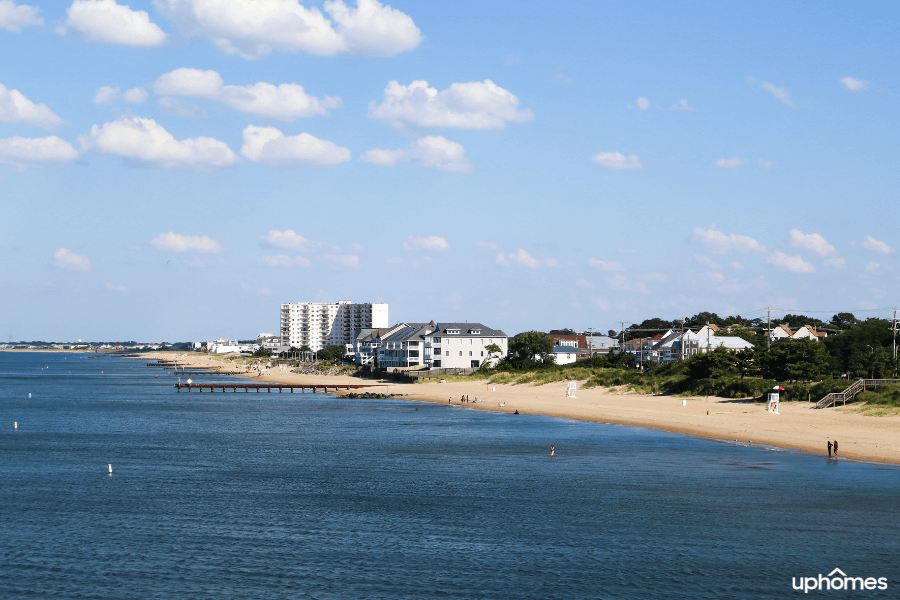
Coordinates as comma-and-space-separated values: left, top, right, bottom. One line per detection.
827, 440, 833, 458
833, 440, 839, 456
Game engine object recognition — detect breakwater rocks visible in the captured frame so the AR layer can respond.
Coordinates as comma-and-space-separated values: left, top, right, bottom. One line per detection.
289, 366, 356, 377
343, 392, 397, 399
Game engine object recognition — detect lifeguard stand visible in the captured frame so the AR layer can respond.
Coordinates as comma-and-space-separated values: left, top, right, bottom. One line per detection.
565, 381, 577, 398
766, 387, 780, 414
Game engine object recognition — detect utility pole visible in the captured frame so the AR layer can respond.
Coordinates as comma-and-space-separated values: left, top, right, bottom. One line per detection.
588, 327, 594, 358
766, 307, 772, 349
618, 321, 627, 353
892, 309, 898, 376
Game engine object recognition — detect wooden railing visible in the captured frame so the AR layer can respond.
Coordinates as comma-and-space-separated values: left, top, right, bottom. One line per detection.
816, 379, 900, 409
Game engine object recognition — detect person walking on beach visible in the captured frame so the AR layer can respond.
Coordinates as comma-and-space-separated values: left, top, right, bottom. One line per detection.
833, 440, 839, 456
827, 440, 833, 458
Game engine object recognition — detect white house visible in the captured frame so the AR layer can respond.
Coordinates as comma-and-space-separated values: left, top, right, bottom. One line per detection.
791, 325, 827, 342
424, 322, 508, 369
551, 345, 587, 365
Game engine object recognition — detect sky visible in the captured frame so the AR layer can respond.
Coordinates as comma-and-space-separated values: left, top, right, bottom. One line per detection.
0, 0, 898, 342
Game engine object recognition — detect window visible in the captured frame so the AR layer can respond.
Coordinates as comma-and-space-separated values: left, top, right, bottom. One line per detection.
459, 351, 462, 356
480, 351, 484, 356
469, 339, 473, 345
409, 350, 419, 358
469, 351, 472, 356
409, 341, 419, 346
447, 329, 460, 334
433, 360, 441, 367
433, 337, 441, 343
446, 351, 449, 356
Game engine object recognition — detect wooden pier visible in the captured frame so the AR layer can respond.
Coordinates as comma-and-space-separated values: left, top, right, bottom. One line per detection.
174, 383, 386, 393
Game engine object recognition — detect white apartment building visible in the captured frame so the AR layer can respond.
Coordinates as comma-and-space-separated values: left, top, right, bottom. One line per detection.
423, 323, 508, 369
280, 301, 388, 351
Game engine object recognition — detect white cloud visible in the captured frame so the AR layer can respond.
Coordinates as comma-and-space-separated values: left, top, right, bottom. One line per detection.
156, 0, 421, 59
241, 125, 350, 168
749, 78, 794, 106
260, 229, 323, 252
80, 115, 239, 170
789, 229, 836, 257
767, 251, 815, 273
824, 257, 846, 269
362, 135, 471, 172
0, 83, 62, 128
575, 278, 592, 288
840, 76, 866, 91
591, 151, 643, 169
122, 87, 148, 103
636, 96, 650, 110
730, 262, 744, 269
93, 86, 120, 104
53, 248, 91, 271
94, 86, 148, 104
403, 235, 448, 251
105, 282, 127, 292
0, 136, 79, 166
154, 68, 341, 120
694, 254, 721, 269
259, 254, 312, 267
323, 254, 360, 269
692, 226, 765, 254
369, 79, 533, 131
758, 159, 774, 169
714, 157, 745, 169
588, 258, 622, 271
495, 249, 559, 268
860, 235, 894, 254
0, 1, 42, 32
151, 232, 224, 253
57, 0, 167, 47
865, 261, 880, 271
671, 98, 693, 110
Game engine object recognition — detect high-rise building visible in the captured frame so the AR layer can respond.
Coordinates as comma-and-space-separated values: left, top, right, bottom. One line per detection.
280, 301, 388, 351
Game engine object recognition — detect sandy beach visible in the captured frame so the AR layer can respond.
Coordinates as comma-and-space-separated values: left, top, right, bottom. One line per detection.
149, 352, 900, 466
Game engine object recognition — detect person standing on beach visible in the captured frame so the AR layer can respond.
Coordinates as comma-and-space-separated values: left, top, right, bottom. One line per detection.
834, 440, 839, 456
827, 440, 833, 458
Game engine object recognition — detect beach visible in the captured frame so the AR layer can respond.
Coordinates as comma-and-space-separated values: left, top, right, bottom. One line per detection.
149, 352, 900, 466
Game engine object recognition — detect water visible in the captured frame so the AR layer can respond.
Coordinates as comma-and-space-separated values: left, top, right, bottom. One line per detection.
1, 352, 898, 598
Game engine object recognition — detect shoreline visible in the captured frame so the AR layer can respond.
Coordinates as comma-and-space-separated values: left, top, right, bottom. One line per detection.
145, 351, 900, 466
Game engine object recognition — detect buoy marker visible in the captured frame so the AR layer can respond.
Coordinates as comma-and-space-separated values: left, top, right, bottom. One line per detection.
108, 464, 113, 474
14, 422, 17, 430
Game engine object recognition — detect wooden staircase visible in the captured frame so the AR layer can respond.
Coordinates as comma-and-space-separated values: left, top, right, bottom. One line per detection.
816, 379, 900, 409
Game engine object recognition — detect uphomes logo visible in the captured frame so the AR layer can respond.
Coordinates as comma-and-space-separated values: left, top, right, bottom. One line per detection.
793, 568, 887, 593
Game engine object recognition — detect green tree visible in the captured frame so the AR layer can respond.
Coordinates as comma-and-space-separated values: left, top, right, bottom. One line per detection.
762, 339, 831, 381
319, 345, 346, 363
684, 347, 739, 379
507, 331, 554, 369
548, 328, 575, 335
830, 312, 859, 329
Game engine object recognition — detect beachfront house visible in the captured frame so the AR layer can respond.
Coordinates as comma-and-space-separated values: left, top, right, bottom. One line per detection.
424, 323, 508, 369
551, 345, 587, 365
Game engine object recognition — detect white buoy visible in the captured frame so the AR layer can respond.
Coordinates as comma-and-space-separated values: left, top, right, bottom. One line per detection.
29, 393, 31, 398
108, 464, 113, 474
14, 422, 17, 430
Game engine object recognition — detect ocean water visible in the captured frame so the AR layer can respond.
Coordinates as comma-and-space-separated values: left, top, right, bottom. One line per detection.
0, 352, 898, 599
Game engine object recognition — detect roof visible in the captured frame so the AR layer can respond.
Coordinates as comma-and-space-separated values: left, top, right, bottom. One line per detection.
552, 345, 586, 354
433, 323, 507, 337
587, 335, 617, 348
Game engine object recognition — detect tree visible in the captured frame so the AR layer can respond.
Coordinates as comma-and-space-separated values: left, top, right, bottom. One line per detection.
507, 331, 554, 369
298, 345, 311, 352
684, 347, 739, 379
627, 318, 673, 332
548, 328, 575, 335
762, 339, 831, 381
484, 343, 502, 364
830, 313, 859, 329
782, 314, 827, 329
319, 345, 346, 363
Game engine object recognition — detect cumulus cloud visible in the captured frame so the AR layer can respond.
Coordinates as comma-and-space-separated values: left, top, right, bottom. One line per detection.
588, 258, 622, 271
671, 98, 693, 110
153, 67, 341, 120
53, 248, 91, 271
692, 226, 765, 254
260, 229, 323, 252
840, 77, 866, 91
259, 254, 312, 267
714, 157, 745, 169
591, 151, 643, 169
0, 83, 62, 128
369, 79, 533, 131
767, 252, 814, 273
495, 249, 559, 268
362, 135, 471, 172
789, 229, 836, 257
749, 77, 794, 106
636, 96, 650, 110
151, 232, 224, 253
323, 254, 360, 269
0, 136, 79, 166
403, 235, 448, 251
57, 0, 167, 47
241, 125, 350, 167
105, 282, 127, 292
860, 235, 894, 254
0, 1, 43, 32
865, 261, 880, 271
80, 115, 239, 170
93, 85, 147, 104
156, 0, 421, 59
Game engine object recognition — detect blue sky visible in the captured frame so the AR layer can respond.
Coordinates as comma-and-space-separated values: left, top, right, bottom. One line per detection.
1, 0, 897, 342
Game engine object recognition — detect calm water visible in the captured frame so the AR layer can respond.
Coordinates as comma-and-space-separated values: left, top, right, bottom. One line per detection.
1, 352, 898, 599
